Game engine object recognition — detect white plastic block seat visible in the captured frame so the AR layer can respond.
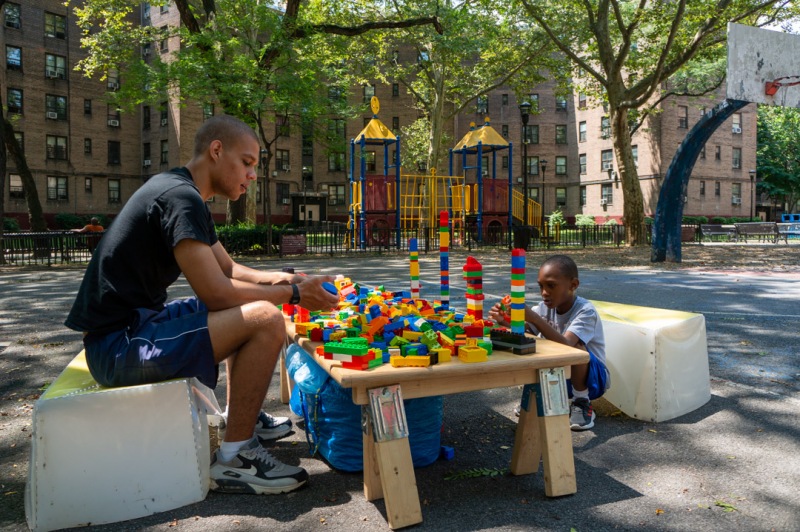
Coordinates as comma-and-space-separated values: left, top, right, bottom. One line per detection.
26, 351, 220, 532
592, 300, 711, 422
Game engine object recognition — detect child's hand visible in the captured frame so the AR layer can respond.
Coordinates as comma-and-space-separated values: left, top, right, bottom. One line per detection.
489, 296, 511, 326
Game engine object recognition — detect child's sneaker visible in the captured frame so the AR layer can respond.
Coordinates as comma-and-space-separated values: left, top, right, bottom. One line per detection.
210, 439, 308, 495
254, 411, 292, 442
569, 398, 596, 431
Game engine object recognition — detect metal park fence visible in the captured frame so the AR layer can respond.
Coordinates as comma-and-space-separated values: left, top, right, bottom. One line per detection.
0, 223, 686, 267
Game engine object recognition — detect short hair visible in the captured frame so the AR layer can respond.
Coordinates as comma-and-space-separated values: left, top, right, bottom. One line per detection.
90, 217, 99, 224
541, 254, 579, 279
193, 115, 258, 157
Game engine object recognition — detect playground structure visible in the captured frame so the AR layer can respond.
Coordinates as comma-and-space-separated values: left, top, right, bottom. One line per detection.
349, 99, 542, 249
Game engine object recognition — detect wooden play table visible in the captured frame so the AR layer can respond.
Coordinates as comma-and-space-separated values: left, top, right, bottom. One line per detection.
282, 323, 589, 529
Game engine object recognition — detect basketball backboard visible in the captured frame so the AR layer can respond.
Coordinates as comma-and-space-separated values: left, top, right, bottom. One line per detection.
727, 22, 800, 107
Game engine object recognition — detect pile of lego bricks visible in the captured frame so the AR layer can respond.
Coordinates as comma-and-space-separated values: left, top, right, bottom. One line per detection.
283, 278, 496, 370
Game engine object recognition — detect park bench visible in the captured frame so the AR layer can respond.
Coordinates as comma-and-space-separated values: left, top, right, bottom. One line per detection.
734, 222, 779, 243
700, 224, 737, 242
26, 351, 220, 531
777, 222, 800, 243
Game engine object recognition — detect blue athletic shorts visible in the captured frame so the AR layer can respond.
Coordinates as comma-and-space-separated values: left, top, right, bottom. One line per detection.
83, 297, 218, 389
567, 349, 610, 400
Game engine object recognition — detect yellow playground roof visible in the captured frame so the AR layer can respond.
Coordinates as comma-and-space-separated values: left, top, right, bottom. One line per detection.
354, 117, 397, 145
453, 118, 509, 153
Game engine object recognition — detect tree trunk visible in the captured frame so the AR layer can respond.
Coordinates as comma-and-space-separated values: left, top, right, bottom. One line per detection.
2, 112, 47, 232
610, 107, 646, 246
226, 196, 248, 225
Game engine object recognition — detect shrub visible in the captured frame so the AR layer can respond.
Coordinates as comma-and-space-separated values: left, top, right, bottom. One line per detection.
54, 213, 84, 230
3, 217, 21, 232
575, 214, 596, 226
547, 209, 565, 229
711, 216, 726, 224
603, 218, 618, 226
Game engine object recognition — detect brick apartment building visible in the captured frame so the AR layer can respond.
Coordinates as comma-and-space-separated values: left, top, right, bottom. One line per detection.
3, 0, 757, 230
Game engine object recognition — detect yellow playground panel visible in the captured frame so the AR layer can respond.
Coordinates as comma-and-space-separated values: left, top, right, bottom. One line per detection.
399, 169, 467, 230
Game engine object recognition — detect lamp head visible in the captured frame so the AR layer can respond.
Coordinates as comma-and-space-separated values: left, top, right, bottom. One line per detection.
519, 101, 532, 125
540, 158, 547, 173
749, 169, 756, 181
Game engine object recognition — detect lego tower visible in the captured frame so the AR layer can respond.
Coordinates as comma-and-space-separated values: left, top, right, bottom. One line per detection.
463, 257, 483, 320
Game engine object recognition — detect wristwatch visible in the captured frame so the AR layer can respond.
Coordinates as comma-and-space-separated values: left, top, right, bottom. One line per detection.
289, 284, 301, 305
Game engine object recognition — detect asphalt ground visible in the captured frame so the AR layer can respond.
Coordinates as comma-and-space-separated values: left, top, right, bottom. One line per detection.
1, 248, 799, 531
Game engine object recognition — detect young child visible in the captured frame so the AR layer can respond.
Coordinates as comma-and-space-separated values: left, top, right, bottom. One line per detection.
489, 254, 608, 430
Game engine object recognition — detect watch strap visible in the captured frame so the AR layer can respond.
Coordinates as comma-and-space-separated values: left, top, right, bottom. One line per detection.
289, 284, 301, 305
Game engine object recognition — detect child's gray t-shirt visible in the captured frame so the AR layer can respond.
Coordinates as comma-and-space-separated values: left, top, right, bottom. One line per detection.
530, 296, 606, 365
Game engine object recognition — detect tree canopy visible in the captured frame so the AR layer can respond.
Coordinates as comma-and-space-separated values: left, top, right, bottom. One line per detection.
757, 105, 800, 214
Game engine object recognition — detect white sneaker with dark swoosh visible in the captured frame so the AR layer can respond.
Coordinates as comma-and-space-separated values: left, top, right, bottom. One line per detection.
210, 438, 308, 494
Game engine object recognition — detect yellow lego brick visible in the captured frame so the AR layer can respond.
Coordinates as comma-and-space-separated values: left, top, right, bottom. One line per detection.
458, 346, 488, 363
402, 330, 423, 341
390, 355, 431, 368
294, 322, 320, 336
432, 348, 452, 363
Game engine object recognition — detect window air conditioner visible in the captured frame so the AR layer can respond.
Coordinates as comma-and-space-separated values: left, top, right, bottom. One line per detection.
732, 197, 742, 205
600, 198, 609, 205
282, 164, 290, 171
107, 82, 119, 90
46, 70, 59, 79
282, 198, 290, 205
161, 118, 168, 126
732, 126, 742, 134
143, 159, 151, 167
107, 119, 120, 127
46, 111, 58, 120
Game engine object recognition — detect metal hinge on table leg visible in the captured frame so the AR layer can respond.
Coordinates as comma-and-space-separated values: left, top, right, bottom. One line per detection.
534, 367, 570, 417
366, 385, 409, 442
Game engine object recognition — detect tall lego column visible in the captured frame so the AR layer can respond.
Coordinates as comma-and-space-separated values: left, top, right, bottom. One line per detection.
510, 248, 526, 334
439, 211, 450, 309
409, 237, 420, 299
463, 256, 483, 320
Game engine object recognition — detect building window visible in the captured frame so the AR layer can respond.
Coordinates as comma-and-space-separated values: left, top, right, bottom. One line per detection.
328, 152, 345, 171
143, 2, 150, 21
46, 135, 68, 160
44, 12, 66, 39
525, 156, 539, 177
477, 95, 489, 115
632, 145, 638, 167
276, 115, 290, 137
579, 153, 587, 175
84, 138, 92, 154
45, 53, 67, 79
160, 140, 169, 164
160, 102, 168, 125
4, 3, 21, 29
392, 116, 399, 134
85, 177, 92, 193
45, 94, 67, 120
732, 113, 742, 134
14, 131, 23, 153
328, 86, 344, 103
142, 42, 151, 58
523, 125, 538, 144
555, 187, 567, 207
327, 184, 345, 205
555, 156, 567, 175
364, 151, 376, 172
9, 174, 24, 199
529, 187, 539, 202
555, 125, 567, 144
108, 141, 121, 165
107, 105, 121, 127
700, 180, 706, 196
108, 179, 121, 203
502, 155, 509, 169
579, 121, 586, 142
700, 144, 706, 159
732, 147, 742, 169
601, 149, 613, 171
555, 96, 567, 112
6, 45, 22, 70
601, 183, 613, 204
392, 83, 399, 97
600, 116, 611, 138
276, 149, 290, 171
502, 94, 509, 106
529, 93, 539, 112
276, 183, 290, 205
7, 88, 22, 113
160, 2, 169, 14
501, 124, 509, 138
254, 181, 262, 204
732, 182, 742, 204
715, 145, 721, 160
159, 27, 168, 53
678, 105, 688, 128
47, 176, 68, 201
363, 84, 376, 104
578, 93, 587, 109
143, 105, 150, 129
203, 103, 214, 121
580, 186, 586, 206
715, 181, 721, 196
84, 99, 92, 116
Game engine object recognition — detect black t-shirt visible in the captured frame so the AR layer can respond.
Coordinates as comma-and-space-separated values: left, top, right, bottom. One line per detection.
65, 167, 218, 333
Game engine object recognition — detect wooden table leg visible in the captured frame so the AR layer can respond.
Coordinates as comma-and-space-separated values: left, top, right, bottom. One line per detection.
510, 384, 542, 475
539, 412, 577, 497
362, 410, 383, 501
279, 346, 292, 405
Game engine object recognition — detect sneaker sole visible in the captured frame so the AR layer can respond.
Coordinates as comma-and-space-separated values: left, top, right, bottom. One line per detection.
211, 477, 307, 495
256, 425, 292, 442
570, 412, 596, 431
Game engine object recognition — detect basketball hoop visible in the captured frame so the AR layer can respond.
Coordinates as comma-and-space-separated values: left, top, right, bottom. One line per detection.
765, 75, 800, 96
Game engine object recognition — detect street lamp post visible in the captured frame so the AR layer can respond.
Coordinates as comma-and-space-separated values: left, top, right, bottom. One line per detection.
540, 158, 548, 235
518, 101, 532, 249
749, 169, 756, 220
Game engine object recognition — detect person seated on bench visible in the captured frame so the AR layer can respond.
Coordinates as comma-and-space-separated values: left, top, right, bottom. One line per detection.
72, 217, 104, 252
489, 255, 609, 431
65, 115, 340, 496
